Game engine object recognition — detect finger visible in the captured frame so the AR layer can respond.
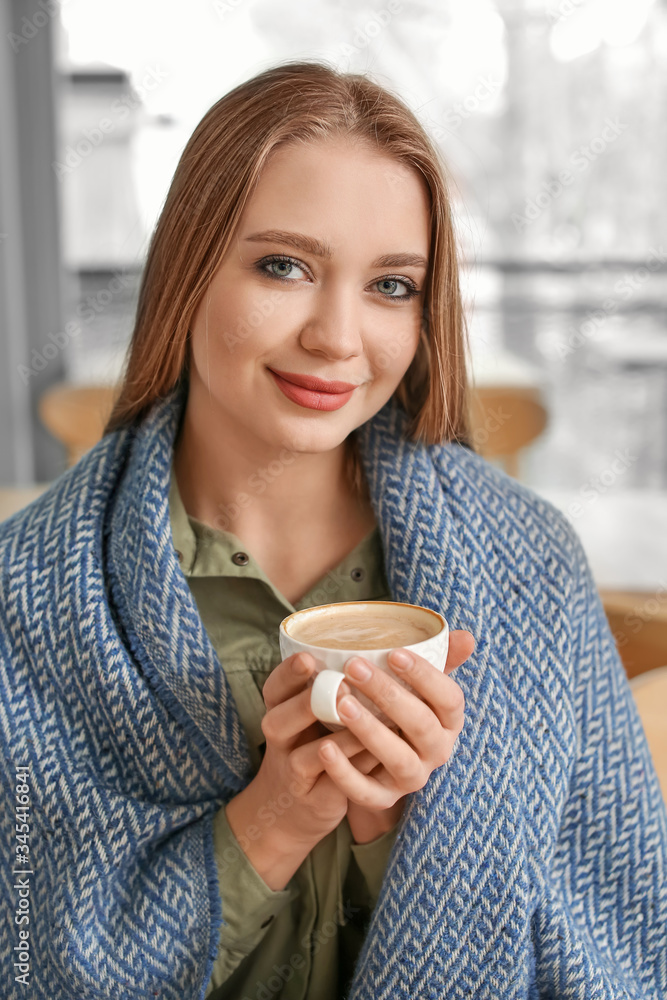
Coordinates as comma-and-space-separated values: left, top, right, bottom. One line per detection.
336, 692, 437, 790
348, 748, 381, 775
318, 738, 399, 809
262, 682, 366, 754
262, 652, 316, 711
445, 630, 475, 674
261, 683, 322, 748
386, 650, 465, 731
286, 727, 372, 786
316, 725, 369, 761
344, 653, 465, 737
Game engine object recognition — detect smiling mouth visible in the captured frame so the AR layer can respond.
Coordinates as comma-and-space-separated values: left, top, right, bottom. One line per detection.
267, 369, 358, 412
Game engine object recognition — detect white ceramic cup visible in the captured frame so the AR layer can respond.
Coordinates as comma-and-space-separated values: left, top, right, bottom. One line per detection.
278, 600, 449, 729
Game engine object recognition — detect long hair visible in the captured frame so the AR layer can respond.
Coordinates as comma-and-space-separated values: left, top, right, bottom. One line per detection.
104, 59, 472, 497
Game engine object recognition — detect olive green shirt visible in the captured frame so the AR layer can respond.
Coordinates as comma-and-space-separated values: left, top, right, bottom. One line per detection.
167, 468, 399, 1000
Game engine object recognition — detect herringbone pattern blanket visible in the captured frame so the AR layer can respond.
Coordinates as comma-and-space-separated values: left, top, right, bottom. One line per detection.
0, 388, 665, 999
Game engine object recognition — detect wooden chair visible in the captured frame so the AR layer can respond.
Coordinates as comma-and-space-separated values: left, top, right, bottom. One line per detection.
602, 589, 667, 680
468, 385, 548, 478
0, 485, 50, 523
629, 666, 667, 803
39, 383, 120, 467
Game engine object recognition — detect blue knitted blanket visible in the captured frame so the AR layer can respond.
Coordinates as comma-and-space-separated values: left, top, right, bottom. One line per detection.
0, 388, 665, 999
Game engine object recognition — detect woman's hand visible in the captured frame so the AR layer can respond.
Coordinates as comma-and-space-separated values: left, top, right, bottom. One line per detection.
225, 651, 367, 889
321, 629, 475, 841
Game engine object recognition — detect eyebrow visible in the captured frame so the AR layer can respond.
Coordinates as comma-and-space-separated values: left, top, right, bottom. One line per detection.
243, 229, 429, 271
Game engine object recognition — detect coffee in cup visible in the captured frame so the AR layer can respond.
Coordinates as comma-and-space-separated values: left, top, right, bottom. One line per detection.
279, 600, 449, 728
285, 602, 437, 651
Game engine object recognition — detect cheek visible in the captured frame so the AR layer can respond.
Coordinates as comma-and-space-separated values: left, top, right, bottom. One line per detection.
371, 317, 421, 380
189, 286, 271, 371
216, 286, 298, 361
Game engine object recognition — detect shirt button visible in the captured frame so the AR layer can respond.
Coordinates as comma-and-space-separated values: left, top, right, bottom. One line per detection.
351, 567, 365, 582
175, 549, 183, 563
260, 915, 274, 928
232, 551, 249, 566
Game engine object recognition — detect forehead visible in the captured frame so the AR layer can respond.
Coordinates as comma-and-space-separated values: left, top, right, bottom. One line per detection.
237, 137, 431, 255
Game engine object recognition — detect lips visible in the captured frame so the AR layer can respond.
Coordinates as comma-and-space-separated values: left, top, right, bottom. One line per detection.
268, 369, 357, 411
268, 368, 358, 394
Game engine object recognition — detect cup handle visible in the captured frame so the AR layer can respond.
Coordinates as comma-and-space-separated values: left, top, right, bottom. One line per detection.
310, 669, 346, 726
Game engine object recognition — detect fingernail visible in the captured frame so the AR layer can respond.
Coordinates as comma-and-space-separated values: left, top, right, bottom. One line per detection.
338, 696, 361, 719
390, 649, 412, 670
294, 653, 312, 674
345, 658, 372, 682
320, 742, 336, 760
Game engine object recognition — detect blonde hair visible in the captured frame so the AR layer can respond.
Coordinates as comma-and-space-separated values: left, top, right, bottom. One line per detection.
104, 59, 472, 498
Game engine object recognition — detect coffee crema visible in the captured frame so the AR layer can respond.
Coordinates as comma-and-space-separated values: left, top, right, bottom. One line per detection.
287, 603, 440, 650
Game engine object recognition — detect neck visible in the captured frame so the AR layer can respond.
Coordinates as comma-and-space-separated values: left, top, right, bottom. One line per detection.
172, 386, 370, 543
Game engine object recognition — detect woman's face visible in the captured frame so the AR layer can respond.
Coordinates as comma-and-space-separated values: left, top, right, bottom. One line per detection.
187, 135, 431, 459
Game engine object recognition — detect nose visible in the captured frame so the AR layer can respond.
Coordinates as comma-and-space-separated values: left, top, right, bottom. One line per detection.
298, 283, 364, 361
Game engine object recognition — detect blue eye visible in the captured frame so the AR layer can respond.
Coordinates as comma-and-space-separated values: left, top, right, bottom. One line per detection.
375, 277, 419, 301
269, 260, 298, 278
257, 255, 307, 281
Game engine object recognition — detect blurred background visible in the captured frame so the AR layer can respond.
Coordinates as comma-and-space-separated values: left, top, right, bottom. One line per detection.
1, 0, 667, 698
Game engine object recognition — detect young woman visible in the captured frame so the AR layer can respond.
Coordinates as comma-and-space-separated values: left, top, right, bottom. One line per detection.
0, 61, 665, 1000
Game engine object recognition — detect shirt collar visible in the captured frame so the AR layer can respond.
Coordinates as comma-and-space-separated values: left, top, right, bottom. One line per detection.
168, 465, 198, 575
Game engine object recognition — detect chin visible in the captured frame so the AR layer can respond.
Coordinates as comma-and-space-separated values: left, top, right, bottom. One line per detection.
273, 420, 350, 455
